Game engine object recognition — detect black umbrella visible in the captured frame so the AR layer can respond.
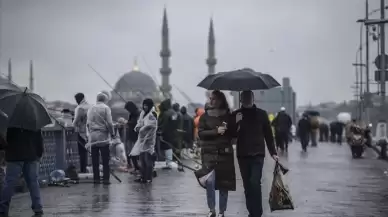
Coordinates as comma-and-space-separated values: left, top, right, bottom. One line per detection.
304, 110, 320, 116
197, 68, 281, 91
0, 109, 7, 145
0, 83, 52, 131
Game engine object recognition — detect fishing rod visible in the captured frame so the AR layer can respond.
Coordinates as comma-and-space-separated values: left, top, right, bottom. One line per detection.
88, 64, 126, 102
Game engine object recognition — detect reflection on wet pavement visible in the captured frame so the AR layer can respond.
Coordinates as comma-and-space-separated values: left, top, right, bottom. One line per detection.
9, 142, 388, 216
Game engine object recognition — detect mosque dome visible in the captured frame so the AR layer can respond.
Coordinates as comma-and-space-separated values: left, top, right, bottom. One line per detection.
113, 63, 158, 95
0, 75, 9, 84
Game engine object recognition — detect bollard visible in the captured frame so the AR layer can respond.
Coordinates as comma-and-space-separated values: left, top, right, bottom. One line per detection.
377, 139, 388, 159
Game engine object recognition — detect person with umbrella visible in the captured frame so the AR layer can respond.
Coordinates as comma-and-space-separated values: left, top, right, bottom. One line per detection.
232, 90, 278, 217
0, 84, 52, 216
196, 90, 236, 217
197, 68, 281, 217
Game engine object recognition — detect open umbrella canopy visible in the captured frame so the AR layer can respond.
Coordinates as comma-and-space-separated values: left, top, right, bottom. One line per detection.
197, 68, 281, 91
0, 83, 52, 131
0, 109, 7, 145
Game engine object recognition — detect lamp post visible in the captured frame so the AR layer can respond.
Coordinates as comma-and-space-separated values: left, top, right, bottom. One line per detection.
357, 1, 388, 121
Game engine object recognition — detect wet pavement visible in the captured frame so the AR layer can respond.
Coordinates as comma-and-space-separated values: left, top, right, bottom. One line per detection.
8, 142, 388, 217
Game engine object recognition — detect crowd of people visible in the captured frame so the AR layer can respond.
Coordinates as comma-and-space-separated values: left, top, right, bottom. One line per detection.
1, 88, 364, 217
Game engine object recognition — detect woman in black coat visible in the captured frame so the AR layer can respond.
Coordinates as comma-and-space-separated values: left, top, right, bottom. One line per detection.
197, 90, 236, 217
125, 101, 140, 173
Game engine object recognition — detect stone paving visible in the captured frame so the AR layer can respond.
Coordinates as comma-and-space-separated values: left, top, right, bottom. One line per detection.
8, 142, 388, 217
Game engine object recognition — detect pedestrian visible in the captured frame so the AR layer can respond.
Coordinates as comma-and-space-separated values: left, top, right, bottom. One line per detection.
193, 107, 205, 159
319, 122, 329, 142
232, 90, 278, 217
180, 106, 194, 159
198, 90, 236, 217
157, 99, 180, 170
134, 99, 157, 183
124, 101, 141, 174
297, 114, 311, 152
309, 115, 320, 146
272, 107, 292, 152
72, 92, 91, 173
86, 92, 115, 185
172, 103, 184, 171
0, 127, 44, 216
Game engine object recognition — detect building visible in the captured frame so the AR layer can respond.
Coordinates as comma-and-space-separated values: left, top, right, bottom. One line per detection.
231, 77, 297, 123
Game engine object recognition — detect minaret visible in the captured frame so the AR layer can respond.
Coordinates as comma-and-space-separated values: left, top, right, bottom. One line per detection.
206, 18, 217, 98
132, 57, 140, 71
159, 8, 172, 98
7, 58, 12, 83
29, 60, 34, 92
206, 18, 217, 75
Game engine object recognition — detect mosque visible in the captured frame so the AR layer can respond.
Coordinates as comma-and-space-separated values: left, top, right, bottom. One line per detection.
2, 8, 296, 122
107, 8, 217, 120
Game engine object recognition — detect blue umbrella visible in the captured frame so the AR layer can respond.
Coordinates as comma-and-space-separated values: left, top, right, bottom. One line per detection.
0, 83, 52, 131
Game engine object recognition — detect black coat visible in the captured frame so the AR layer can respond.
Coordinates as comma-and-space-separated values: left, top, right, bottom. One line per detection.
4, 128, 44, 162
297, 117, 311, 137
272, 111, 292, 133
198, 110, 236, 191
180, 107, 194, 148
125, 101, 140, 143
232, 105, 277, 157
158, 99, 179, 150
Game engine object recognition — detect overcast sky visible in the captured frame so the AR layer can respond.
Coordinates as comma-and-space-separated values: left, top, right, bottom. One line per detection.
0, 0, 381, 106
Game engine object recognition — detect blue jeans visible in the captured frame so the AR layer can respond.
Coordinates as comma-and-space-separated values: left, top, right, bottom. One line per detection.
238, 156, 264, 217
206, 171, 228, 213
0, 161, 42, 214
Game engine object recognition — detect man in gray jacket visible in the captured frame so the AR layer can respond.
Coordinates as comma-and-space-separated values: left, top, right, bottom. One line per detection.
73, 93, 91, 173
87, 92, 115, 185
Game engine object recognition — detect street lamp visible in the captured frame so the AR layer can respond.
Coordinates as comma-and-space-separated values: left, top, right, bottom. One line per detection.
355, 1, 388, 122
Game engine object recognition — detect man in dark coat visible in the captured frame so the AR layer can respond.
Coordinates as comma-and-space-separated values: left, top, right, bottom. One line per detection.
180, 106, 194, 159
0, 128, 44, 216
232, 90, 278, 217
329, 121, 337, 143
319, 122, 329, 142
172, 103, 184, 163
124, 101, 141, 172
272, 107, 292, 152
297, 114, 311, 152
157, 99, 180, 170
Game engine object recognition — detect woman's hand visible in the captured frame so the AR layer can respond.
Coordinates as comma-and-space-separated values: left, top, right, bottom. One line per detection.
217, 126, 226, 135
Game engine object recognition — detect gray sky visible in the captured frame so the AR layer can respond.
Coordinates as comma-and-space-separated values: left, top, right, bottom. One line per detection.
0, 0, 379, 105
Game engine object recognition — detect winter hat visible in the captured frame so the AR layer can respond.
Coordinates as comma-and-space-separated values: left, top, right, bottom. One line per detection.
172, 103, 180, 112
74, 93, 85, 104
280, 107, 286, 111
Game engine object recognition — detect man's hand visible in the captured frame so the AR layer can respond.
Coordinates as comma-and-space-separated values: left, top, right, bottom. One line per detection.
217, 126, 226, 135
236, 112, 243, 123
272, 154, 279, 162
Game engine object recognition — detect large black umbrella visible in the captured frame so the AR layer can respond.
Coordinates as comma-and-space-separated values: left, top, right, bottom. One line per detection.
0, 83, 52, 131
0, 109, 7, 145
197, 68, 281, 91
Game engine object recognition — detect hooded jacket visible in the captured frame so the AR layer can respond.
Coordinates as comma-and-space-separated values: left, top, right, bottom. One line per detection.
180, 106, 195, 146
158, 99, 179, 150
125, 101, 140, 142
72, 97, 91, 141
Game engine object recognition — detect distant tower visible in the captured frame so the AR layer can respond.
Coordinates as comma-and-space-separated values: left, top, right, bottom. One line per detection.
133, 57, 140, 71
7, 58, 12, 83
159, 8, 172, 98
206, 18, 217, 98
206, 18, 217, 75
29, 60, 34, 92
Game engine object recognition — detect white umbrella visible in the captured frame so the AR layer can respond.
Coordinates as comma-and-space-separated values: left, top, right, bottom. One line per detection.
337, 112, 351, 124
